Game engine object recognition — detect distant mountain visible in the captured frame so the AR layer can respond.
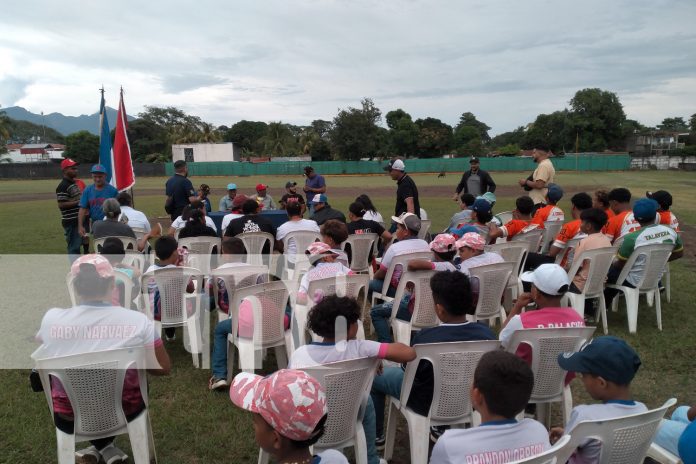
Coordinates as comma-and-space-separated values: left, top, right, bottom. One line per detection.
2, 106, 135, 136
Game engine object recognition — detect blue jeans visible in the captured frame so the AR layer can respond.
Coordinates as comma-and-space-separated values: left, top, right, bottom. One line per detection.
211, 319, 232, 379
363, 396, 380, 464
63, 223, 82, 263
370, 295, 411, 343
370, 366, 405, 438
654, 405, 691, 456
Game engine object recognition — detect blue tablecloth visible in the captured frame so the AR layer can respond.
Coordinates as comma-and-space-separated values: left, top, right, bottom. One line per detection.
208, 210, 289, 236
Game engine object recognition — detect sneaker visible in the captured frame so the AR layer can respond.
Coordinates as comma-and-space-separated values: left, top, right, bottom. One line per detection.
429, 425, 449, 443
375, 435, 385, 451
75, 445, 100, 464
99, 444, 128, 464
209, 377, 229, 391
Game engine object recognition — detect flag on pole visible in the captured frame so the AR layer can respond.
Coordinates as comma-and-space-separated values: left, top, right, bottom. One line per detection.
98, 88, 114, 182
112, 88, 135, 191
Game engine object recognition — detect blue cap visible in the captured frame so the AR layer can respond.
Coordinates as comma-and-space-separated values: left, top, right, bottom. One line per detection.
449, 224, 479, 238
557, 336, 641, 385
312, 193, 328, 203
471, 198, 492, 214
91, 164, 107, 174
227, 183, 237, 190
478, 192, 496, 205
546, 183, 564, 203
633, 198, 658, 222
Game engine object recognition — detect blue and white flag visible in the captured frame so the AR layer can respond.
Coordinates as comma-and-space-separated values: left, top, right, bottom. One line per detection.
98, 89, 114, 183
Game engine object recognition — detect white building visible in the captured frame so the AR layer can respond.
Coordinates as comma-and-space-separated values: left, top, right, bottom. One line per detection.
172, 142, 241, 163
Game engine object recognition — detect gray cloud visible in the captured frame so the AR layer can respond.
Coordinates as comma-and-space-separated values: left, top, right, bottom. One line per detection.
160, 74, 229, 94
0, 76, 31, 107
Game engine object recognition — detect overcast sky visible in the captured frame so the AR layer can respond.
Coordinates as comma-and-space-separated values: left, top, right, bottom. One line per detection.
1, 0, 694, 135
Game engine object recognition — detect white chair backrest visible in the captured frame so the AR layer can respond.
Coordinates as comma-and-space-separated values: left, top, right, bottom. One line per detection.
561, 398, 676, 464
94, 236, 138, 253
229, 280, 293, 346
141, 267, 203, 325
342, 233, 378, 273
122, 249, 149, 274
566, 247, 616, 297
238, 232, 275, 266
67, 272, 135, 309
306, 274, 369, 310
417, 219, 432, 241
506, 327, 596, 401
131, 227, 148, 242
554, 237, 582, 265
380, 251, 433, 295
512, 228, 544, 252
211, 265, 268, 309
508, 435, 573, 464
614, 242, 675, 291
391, 270, 438, 329
300, 357, 380, 450
32, 346, 148, 437
282, 230, 322, 259
400, 340, 501, 422
497, 211, 513, 224
469, 262, 515, 320
486, 242, 528, 277
612, 235, 625, 248
178, 236, 221, 274
541, 221, 564, 254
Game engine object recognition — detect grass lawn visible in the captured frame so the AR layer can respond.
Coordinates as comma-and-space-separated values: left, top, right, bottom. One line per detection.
0, 170, 694, 463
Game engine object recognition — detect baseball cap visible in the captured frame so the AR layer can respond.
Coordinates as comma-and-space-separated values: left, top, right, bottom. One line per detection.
312, 194, 328, 204
471, 198, 492, 214
227, 183, 237, 190
229, 369, 327, 441
232, 194, 248, 210
478, 192, 497, 205
520, 263, 569, 295
90, 164, 107, 174
557, 336, 641, 385
303, 165, 314, 173
633, 198, 658, 222
391, 212, 421, 233
455, 232, 486, 251
285, 181, 297, 188
306, 241, 338, 257
256, 183, 268, 191
383, 159, 406, 171
646, 190, 672, 209
61, 158, 78, 169
449, 224, 479, 238
70, 254, 114, 278
430, 234, 456, 253
470, 157, 480, 164
546, 183, 564, 203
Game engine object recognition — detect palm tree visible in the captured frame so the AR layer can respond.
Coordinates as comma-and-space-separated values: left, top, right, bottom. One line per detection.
197, 122, 222, 143
261, 122, 292, 156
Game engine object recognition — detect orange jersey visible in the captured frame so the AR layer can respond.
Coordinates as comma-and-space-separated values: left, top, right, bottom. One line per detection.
553, 219, 586, 267
602, 210, 639, 242
658, 211, 680, 232
531, 204, 564, 227
604, 207, 615, 219
501, 219, 539, 240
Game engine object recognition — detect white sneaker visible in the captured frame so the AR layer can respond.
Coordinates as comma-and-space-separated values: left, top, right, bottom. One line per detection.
209, 377, 229, 391
75, 445, 100, 464
99, 444, 128, 464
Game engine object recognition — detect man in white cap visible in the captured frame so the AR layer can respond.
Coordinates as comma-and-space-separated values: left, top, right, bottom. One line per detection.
384, 158, 421, 229
498, 263, 585, 353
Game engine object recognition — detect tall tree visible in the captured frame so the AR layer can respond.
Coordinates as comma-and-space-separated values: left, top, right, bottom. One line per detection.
490, 126, 526, 149
63, 130, 100, 163
415, 117, 452, 157
259, 122, 294, 156
569, 88, 626, 151
455, 112, 491, 143
522, 111, 570, 153
330, 98, 382, 160
658, 117, 688, 132
385, 109, 418, 157
225, 120, 268, 153
690, 113, 696, 132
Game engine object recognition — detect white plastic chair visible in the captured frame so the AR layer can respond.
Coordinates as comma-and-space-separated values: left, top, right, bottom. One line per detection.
178, 236, 221, 275
389, 270, 438, 345
140, 267, 205, 367
554, 237, 582, 265
66, 272, 136, 309
512, 228, 544, 253
607, 242, 675, 334
237, 232, 275, 266
647, 442, 683, 464
371, 251, 432, 306
384, 340, 502, 464
32, 347, 157, 464
123, 249, 151, 275
281, 230, 322, 279
557, 398, 677, 464
562, 247, 616, 332
226, 280, 294, 377
131, 226, 148, 242
505, 327, 596, 427
93, 236, 138, 252
417, 219, 432, 241
496, 210, 513, 224
211, 265, 268, 322
486, 242, 528, 310
468, 261, 515, 326
343, 233, 378, 275
508, 435, 573, 464
540, 220, 564, 254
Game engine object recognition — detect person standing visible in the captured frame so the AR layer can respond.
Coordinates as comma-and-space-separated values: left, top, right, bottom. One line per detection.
384, 158, 421, 228
302, 165, 326, 214
452, 157, 496, 200
518, 148, 555, 209
56, 158, 83, 261
78, 164, 118, 238
165, 160, 196, 221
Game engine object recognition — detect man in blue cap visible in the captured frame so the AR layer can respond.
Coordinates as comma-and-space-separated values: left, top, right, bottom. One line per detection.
605, 197, 683, 304
219, 182, 237, 211
308, 194, 345, 226
78, 164, 118, 238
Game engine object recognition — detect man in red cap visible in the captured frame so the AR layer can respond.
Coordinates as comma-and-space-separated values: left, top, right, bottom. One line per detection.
255, 183, 277, 210
56, 159, 83, 261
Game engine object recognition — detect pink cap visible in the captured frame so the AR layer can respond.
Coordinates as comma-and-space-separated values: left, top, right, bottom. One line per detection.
455, 232, 486, 251
305, 241, 336, 256
430, 234, 456, 253
230, 369, 327, 441
70, 254, 114, 278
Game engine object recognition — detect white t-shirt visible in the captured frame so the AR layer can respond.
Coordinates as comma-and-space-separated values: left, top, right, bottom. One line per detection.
289, 339, 388, 368
565, 401, 647, 464
431, 261, 458, 272
430, 418, 550, 464
171, 215, 218, 233
363, 210, 384, 224
299, 262, 353, 298
379, 238, 430, 286
120, 206, 151, 232
221, 213, 244, 232
276, 219, 320, 257
459, 252, 504, 275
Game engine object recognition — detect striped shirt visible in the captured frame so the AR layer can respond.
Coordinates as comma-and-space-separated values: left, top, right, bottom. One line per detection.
56, 177, 81, 225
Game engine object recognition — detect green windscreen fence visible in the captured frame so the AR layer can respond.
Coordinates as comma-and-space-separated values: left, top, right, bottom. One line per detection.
166, 155, 631, 176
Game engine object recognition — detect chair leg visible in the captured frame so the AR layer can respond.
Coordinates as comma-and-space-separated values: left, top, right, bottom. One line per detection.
406, 414, 431, 464
354, 421, 368, 464
598, 294, 608, 335
536, 402, 551, 429
664, 266, 671, 303
226, 337, 236, 382
562, 386, 573, 425
624, 288, 640, 334
237, 342, 257, 373
55, 427, 75, 464
274, 346, 288, 370
383, 401, 400, 461
257, 449, 271, 464
126, 411, 152, 464
654, 289, 663, 331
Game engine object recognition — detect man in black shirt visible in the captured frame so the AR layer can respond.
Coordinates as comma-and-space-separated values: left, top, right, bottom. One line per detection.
165, 160, 196, 221
56, 158, 82, 261
309, 194, 346, 226
279, 180, 306, 215
452, 157, 496, 200
384, 158, 420, 229
224, 199, 279, 254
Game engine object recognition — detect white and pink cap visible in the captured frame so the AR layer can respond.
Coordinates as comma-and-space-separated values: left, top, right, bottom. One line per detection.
229, 369, 327, 441
455, 232, 486, 251
70, 254, 114, 278
430, 234, 456, 253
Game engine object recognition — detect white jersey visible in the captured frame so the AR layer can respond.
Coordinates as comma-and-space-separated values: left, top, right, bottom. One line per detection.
221, 213, 243, 232
120, 206, 151, 232
565, 401, 647, 464
430, 418, 550, 464
289, 339, 387, 369
171, 215, 218, 233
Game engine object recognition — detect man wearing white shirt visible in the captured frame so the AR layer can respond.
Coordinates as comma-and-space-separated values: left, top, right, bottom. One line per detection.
276, 202, 320, 259
116, 191, 150, 232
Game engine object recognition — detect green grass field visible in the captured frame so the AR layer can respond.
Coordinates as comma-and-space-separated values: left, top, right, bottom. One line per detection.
0, 170, 694, 463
